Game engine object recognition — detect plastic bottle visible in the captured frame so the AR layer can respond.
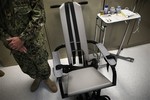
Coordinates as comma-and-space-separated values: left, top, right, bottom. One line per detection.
116, 6, 121, 13
104, 5, 109, 14
110, 7, 116, 14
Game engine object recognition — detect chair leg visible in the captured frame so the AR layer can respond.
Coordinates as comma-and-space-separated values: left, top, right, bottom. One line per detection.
85, 93, 91, 100
75, 91, 111, 100
76, 94, 84, 100
91, 90, 111, 100
76, 93, 91, 100
90, 95, 110, 100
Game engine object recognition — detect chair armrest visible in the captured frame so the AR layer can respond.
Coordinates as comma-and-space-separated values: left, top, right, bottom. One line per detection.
52, 51, 63, 78
96, 43, 117, 85
96, 43, 116, 66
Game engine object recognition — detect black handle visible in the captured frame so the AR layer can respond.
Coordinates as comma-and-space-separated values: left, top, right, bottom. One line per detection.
50, 5, 61, 8
78, 1, 88, 5
50, 1, 88, 9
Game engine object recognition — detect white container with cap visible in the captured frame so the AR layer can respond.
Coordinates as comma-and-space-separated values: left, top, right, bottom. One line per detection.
110, 7, 116, 14
116, 6, 121, 13
104, 5, 109, 14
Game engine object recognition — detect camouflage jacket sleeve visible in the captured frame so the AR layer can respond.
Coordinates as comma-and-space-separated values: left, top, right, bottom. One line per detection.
0, 28, 11, 49
0, 28, 10, 41
19, 0, 46, 42
0, 28, 3, 40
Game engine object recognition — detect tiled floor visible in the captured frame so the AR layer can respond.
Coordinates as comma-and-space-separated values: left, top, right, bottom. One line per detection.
0, 43, 150, 100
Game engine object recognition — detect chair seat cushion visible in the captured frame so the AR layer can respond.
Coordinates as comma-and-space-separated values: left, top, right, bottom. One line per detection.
67, 67, 112, 96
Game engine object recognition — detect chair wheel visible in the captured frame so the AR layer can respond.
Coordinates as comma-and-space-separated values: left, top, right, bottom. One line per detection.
99, 95, 111, 100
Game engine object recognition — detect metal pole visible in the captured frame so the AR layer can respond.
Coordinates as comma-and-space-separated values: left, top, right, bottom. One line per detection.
116, 21, 131, 56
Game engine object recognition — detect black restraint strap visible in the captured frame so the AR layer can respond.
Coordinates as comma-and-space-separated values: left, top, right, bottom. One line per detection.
104, 54, 117, 71
65, 2, 76, 64
56, 64, 85, 73
105, 54, 117, 85
70, 2, 83, 64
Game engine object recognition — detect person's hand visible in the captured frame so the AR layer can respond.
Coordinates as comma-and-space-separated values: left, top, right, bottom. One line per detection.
6, 37, 27, 53
18, 46, 27, 53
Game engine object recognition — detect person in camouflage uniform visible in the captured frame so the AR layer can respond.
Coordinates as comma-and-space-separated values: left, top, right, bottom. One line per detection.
0, 0, 57, 92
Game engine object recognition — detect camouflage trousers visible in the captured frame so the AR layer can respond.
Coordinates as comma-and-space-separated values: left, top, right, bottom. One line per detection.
12, 44, 50, 80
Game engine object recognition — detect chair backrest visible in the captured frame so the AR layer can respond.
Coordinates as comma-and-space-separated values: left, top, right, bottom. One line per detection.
59, 2, 89, 65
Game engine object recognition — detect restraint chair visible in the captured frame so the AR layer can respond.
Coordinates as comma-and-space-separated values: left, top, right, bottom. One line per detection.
52, 1, 117, 100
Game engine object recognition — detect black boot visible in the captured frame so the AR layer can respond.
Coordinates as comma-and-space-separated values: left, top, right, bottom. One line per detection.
0, 70, 5, 77
30, 79, 42, 92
